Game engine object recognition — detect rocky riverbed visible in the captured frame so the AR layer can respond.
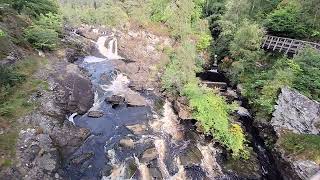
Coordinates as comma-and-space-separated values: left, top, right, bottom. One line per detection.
2, 24, 319, 180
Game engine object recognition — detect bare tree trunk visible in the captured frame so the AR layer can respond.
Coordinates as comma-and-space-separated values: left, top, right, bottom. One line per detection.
94, 1, 97, 9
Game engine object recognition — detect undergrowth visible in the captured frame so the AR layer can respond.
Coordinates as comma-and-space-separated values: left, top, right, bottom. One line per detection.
0, 56, 47, 167
278, 132, 320, 164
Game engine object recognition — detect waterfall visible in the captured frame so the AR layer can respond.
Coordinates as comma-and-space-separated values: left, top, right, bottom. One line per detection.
96, 36, 123, 60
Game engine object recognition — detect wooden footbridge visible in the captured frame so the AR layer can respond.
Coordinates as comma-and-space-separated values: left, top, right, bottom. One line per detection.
262, 35, 320, 55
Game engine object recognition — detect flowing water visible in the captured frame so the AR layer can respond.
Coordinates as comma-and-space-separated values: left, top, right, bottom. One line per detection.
64, 35, 280, 180
64, 36, 224, 180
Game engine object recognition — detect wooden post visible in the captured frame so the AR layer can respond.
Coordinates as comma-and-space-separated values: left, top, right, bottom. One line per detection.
262, 35, 268, 47
279, 38, 287, 52
267, 36, 274, 49
273, 37, 280, 51
286, 40, 294, 54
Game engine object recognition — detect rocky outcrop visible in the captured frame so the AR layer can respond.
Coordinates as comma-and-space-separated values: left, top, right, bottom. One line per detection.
87, 110, 104, 118
105, 95, 125, 106
50, 123, 90, 159
271, 87, 320, 135
140, 147, 158, 163
15, 129, 60, 180
126, 124, 148, 135
173, 97, 192, 120
271, 87, 320, 180
54, 63, 94, 115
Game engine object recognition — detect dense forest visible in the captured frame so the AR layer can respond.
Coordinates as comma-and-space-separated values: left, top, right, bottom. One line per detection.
0, 0, 320, 179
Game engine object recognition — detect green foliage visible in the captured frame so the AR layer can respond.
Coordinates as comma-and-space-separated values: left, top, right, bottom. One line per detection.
183, 82, 247, 157
265, 0, 320, 39
230, 20, 264, 56
0, 66, 26, 103
0, 56, 45, 167
196, 33, 212, 51
149, 0, 171, 22
24, 26, 59, 50
35, 12, 62, 33
228, 20, 265, 84
161, 42, 199, 95
0, 29, 6, 37
279, 132, 320, 164
24, 13, 62, 50
292, 47, 320, 101
266, 1, 307, 38
62, 3, 129, 27
5, 0, 59, 17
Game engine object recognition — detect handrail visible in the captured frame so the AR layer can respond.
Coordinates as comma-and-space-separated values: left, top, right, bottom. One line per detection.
262, 35, 320, 54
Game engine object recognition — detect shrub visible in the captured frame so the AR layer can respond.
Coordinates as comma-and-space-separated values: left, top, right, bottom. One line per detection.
183, 82, 247, 158
0, 29, 6, 37
24, 12, 61, 50
196, 33, 212, 51
24, 25, 59, 50
8, 0, 59, 17
62, 4, 129, 27
149, 0, 171, 22
292, 47, 320, 101
0, 66, 26, 103
35, 12, 62, 33
161, 42, 199, 95
265, 1, 308, 38
279, 132, 320, 164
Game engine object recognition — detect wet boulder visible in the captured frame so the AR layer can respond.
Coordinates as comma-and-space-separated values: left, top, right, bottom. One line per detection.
87, 110, 104, 118
65, 48, 86, 63
70, 152, 94, 166
106, 95, 125, 106
50, 122, 90, 158
54, 64, 94, 115
222, 88, 239, 102
173, 100, 192, 120
149, 167, 163, 179
119, 137, 135, 149
237, 106, 251, 118
126, 124, 148, 135
179, 145, 203, 167
125, 93, 147, 107
140, 147, 158, 163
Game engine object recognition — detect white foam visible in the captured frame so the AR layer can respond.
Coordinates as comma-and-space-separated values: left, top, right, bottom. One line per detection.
97, 36, 124, 60
197, 142, 222, 178
150, 101, 184, 141
84, 56, 107, 63
68, 113, 78, 125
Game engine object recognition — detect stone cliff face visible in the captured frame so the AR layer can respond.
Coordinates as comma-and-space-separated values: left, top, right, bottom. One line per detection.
2, 31, 95, 179
271, 87, 320, 180
272, 87, 320, 135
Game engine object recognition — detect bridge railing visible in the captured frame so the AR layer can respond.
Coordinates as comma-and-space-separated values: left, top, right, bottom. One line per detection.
262, 35, 320, 54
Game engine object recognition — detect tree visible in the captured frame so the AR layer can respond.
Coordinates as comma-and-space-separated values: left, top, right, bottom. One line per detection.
8, 0, 59, 17
292, 47, 320, 101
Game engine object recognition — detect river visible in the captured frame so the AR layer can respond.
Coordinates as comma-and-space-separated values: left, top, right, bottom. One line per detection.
64, 35, 281, 180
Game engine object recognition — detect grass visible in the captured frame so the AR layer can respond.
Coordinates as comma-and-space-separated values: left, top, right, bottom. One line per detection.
0, 56, 47, 168
278, 132, 320, 164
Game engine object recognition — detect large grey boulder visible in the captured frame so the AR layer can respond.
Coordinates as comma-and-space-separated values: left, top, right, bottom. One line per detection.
271, 87, 320, 135
54, 64, 94, 115
293, 160, 320, 180
271, 87, 320, 180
